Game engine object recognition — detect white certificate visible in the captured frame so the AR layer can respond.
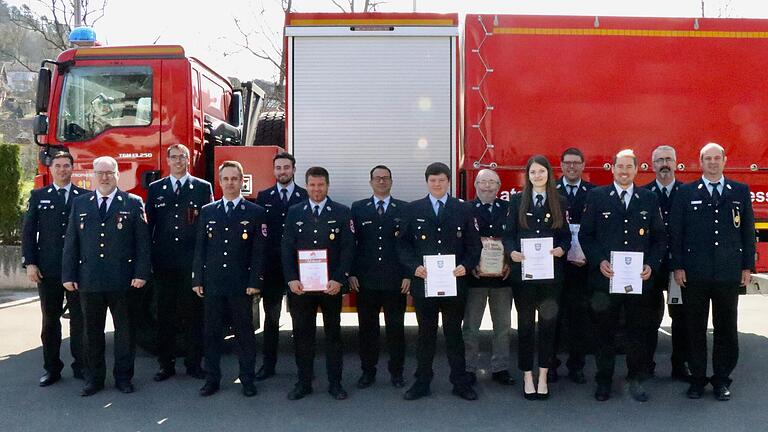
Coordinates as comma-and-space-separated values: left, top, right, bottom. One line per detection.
520, 237, 554, 281
609, 251, 644, 295
298, 249, 329, 292
567, 224, 586, 263
424, 254, 457, 297
478, 237, 504, 276
667, 272, 683, 305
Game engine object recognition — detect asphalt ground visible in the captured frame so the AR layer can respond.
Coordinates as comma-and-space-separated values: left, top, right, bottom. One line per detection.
1, 292, 768, 432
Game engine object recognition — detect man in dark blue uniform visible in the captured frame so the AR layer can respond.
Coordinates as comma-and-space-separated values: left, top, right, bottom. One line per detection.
192, 160, 266, 398
22, 151, 88, 386
281, 166, 354, 401
62, 156, 150, 397
550, 147, 596, 384
579, 149, 666, 402
254, 151, 307, 381
397, 162, 482, 401
147, 144, 213, 382
348, 165, 410, 389
641, 145, 689, 381
670, 142, 755, 401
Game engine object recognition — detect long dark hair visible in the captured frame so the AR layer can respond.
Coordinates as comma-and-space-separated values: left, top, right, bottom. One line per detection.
518, 155, 564, 229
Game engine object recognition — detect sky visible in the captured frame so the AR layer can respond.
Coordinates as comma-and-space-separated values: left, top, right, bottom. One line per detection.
8, 0, 768, 82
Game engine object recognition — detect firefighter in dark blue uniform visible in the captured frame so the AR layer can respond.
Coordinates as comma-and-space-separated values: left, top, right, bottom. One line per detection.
253, 151, 307, 381
670, 142, 756, 401
397, 162, 482, 401
641, 145, 689, 381
62, 156, 150, 397
192, 161, 266, 398
549, 147, 596, 384
147, 144, 213, 382
348, 165, 410, 389
579, 150, 666, 402
281, 166, 355, 401
22, 151, 88, 387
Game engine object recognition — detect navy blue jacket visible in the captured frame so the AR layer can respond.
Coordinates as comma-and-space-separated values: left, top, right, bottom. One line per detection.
22, 184, 89, 279
669, 178, 755, 284
468, 197, 509, 287
62, 190, 151, 292
350, 196, 410, 291
146, 175, 213, 271
555, 178, 595, 225
191, 199, 267, 296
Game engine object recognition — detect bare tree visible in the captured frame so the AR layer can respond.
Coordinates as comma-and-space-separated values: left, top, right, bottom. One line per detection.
329, 0, 385, 13
9, 0, 108, 52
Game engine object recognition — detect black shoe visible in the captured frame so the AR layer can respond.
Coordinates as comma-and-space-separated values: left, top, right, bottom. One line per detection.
547, 368, 559, 383
153, 367, 176, 382
404, 383, 431, 400
39, 372, 61, 387
287, 384, 313, 400
186, 367, 206, 380
648, 361, 657, 377
199, 382, 219, 397
255, 365, 276, 381
491, 371, 516, 385
536, 389, 550, 400
594, 384, 611, 401
72, 369, 85, 380
80, 382, 104, 397
328, 383, 348, 400
568, 370, 587, 384
115, 381, 134, 394
242, 382, 257, 397
452, 385, 478, 401
467, 371, 477, 385
391, 374, 405, 388
713, 384, 731, 401
628, 380, 648, 402
686, 383, 704, 399
671, 365, 692, 382
524, 389, 538, 401
357, 373, 376, 389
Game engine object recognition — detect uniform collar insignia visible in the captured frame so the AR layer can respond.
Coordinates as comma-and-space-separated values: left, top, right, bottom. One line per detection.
48, 187, 54, 193
303, 204, 308, 210
609, 190, 616, 196
697, 183, 704, 189
296, 221, 303, 226
162, 184, 167, 190
651, 186, 657, 191
495, 202, 500, 207
117, 195, 123, 201
556, 184, 561, 189
640, 210, 648, 215
189, 184, 194, 189
726, 183, 732, 190
475, 203, 481, 207
241, 221, 249, 225
326, 206, 332, 211
295, 192, 301, 197
73, 189, 79, 195
391, 202, 396, 207
366, 201, 372, 206
634, 193, 639, 198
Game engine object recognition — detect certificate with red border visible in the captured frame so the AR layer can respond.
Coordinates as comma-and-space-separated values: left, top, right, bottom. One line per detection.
298, 249, 329, 292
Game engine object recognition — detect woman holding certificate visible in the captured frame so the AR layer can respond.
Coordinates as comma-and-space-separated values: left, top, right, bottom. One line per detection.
504, 155, 571, 400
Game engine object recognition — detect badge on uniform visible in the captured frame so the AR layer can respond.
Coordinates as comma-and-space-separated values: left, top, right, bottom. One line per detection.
474, 218, 479, 231
639, 228, 645, 236
349, 219, 355, 234
421, 235, 427, 240
261, 223, 268, 237
544, 213, 551, 223
242, 232, 248, 240
733, 209, 741, 228
329, 233, 335, 240
117, 216, 123, 230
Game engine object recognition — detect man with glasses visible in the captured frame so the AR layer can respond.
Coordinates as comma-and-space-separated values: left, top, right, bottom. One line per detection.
62, 156, 150, 396
349, 165, 410, 389
147, 144, 213, 382
23, 151, 88, 387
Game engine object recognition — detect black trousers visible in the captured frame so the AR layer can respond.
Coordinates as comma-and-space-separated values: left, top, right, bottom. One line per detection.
39, 278, 84, 375
552, 263, 593, 372
289, 293, 343, 386
412, 295, 471, 387
514, 281, 561, 371
203, 294, 257, 385
682, 281, 739, 387
80, 290, 135, 384
590, 290, 656, 385
155, 268, 203, 370
260, 284, 285, 369
646, 267, 688, 371
357, 289, 407, 377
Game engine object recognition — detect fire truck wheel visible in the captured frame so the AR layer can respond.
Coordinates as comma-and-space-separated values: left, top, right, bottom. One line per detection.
253, 111, 285, 148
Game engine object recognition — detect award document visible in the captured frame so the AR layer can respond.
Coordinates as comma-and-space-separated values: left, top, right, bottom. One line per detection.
567, 224, 586, 263
298, 249, 329, 292
609, 251, 644, 295
424, 254, 457, 297
520, 237, 554, 281
478, 237, 504, 276
667, 272, 683, 305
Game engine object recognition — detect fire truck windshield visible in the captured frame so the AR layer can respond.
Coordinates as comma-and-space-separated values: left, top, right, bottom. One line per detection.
56, 66, 153, 142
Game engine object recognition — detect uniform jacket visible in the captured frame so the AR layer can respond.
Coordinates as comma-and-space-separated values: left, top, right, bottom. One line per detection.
669, 178, 755, 284
146, 175, 213, 271
503, 193, 571, 284
22, 184, 88, 279
468, 197, 509, 287
642, 180, 683, 260
556, 178, 595, 225
397, 195, 482, 298
191, 199, 267, 296
62, 190, 151, 292
350, 196, 410, 290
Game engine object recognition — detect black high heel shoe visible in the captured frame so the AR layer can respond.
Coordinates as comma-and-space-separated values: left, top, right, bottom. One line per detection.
524, 389, 538, 400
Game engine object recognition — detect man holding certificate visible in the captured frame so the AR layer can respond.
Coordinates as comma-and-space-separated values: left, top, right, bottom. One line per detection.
462, 169, 515, 386
281, 167, 354, 401
504, 155, 571, 400
579, 149, 666, 403
397, 162, 481, 401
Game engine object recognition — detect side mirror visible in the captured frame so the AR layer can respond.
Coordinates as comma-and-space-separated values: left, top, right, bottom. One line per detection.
36, 68, 52, 113
33, 114, 48, 135
229, 91, 243, 127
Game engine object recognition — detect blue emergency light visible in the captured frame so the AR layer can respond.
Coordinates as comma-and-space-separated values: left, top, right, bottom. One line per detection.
69, 27, 97, 46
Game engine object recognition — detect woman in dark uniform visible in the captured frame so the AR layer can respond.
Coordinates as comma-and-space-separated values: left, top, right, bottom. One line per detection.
504, 155, 570, 400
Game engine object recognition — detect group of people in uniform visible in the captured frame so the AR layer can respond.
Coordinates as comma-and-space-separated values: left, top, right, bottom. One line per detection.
22, 141, 755, 404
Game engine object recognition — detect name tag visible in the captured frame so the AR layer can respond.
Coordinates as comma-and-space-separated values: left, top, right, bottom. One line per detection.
690, 200, 702, 204
361, 220, 373, 226
40, 200, 51, 204
328, 220, 336, 224
416, 218, 425, 222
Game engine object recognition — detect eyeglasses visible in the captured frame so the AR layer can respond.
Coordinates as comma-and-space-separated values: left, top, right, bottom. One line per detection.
561, 161, 584, 166
168, 155, 188, 161
94, 171, 116, 177
476, 180, 500, 186
372, 176, 392, 182
654, 157, 675, 164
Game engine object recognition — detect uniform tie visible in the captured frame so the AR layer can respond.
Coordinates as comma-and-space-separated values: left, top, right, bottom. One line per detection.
436, 200, 444, 219
659, 186, 669, 208
377, 200, 385, 216
313, 205, 320, 218
710, 182, 721, 204
535, 194, 544, 208
281, 188, 289, 206
99, 196, 108, 221
226, 201, 234, 217
482, 202, 492, 213
58, 187, 67, 205
566, 184, 576, 197
620, 190, 628, 209
175, 179, 182, 197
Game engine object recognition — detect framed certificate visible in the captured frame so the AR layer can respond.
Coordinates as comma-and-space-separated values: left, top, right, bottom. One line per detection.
424, 254, 457, 297
609, 251, 643, 295
520, 237, 555, 280
298, 249, 329, 292
478, 237, 504, 277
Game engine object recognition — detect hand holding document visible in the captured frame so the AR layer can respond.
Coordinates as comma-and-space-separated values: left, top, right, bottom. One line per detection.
520, 237, 555, 281
609, 251, 643, 295
478, 237, 504, 277
424, 254, 457, 297
298, 249, 329, 292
